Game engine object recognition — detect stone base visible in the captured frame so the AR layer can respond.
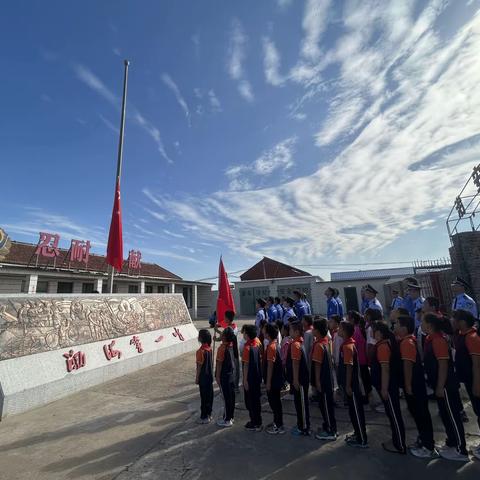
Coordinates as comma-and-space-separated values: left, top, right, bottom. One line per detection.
0, 323, 198, 418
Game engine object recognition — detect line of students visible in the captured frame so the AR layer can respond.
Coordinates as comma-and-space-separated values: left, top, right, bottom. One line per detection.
195, 307, 480, 462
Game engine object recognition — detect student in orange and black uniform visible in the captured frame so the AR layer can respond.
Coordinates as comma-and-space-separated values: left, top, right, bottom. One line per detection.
286, 321, 311, 436
196, 329, 214, 424
394, 315, 437, 459
215, 327, 237, 428
242, 324, 263, 431
371, 322, 406, 454
264, 323, 286, 435
312, 318, 337, 441
338, 321, 368, 448
422, 313, 469, 462
452, 309, 480, 460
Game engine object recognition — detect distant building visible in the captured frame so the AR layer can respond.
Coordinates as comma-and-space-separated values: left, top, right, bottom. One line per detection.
0, 239, 213, 319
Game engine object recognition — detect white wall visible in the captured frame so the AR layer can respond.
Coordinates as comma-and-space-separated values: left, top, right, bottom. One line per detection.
0, 276, 23, 294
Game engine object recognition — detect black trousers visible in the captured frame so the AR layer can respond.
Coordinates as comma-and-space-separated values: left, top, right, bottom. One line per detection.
382, 390, 406, 452
199, 382, 214, 419
465, 382, 480, 430
405, 391, 435, 450
347, 391, 367, 444
267, 388, 283, 427
234, 358, 240, 388
293, 384, 310, 432
318, 388, 337, 434
437, 388, 467, 455
244, 385, 262, 426
220, 379, 235, 421
359, 365, 372, 403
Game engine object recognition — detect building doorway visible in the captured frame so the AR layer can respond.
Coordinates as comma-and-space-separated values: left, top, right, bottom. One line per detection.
344, 286, 359, 312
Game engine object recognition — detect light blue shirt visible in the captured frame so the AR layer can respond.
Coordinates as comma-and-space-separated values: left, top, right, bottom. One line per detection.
304, 300, 312, 315
452, 293, 478, 318
412, 297, 424, 328
335, 297, 344, 318
267, 305, 277, 323
282, 307, 295, 325
327, 297, 339, 319
256, 309, 266, 333
294, 300, 307, 320
390, 296, 403, 310
368, 298, 383, 313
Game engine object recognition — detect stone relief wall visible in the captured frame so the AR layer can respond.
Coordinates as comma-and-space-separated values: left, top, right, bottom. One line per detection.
0, 294, 191, 360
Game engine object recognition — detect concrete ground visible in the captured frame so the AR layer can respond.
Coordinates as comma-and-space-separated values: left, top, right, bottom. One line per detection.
0, 319, 479, 480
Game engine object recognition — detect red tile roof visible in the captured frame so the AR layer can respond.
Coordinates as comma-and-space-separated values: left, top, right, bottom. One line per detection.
1, 242, 182, 280
240, 256, 312, 281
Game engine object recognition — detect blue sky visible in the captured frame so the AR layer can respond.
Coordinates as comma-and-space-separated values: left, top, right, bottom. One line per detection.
2, 0, 480, 282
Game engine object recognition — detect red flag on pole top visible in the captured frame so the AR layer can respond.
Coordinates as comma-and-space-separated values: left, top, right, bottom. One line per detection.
216, 257, 235, 328
106, 178, 124, 271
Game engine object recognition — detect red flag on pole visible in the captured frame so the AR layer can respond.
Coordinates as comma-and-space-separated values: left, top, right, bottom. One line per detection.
216, 257, 235, 328
106, 178, 123, 271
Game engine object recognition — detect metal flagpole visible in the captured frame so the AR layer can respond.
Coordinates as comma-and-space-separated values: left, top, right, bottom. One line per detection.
110, 59, 130, 294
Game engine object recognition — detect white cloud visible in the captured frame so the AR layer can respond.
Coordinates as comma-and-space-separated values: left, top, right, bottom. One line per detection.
227, 19, 254, 102
263, 37, 284, 86
163, 229, 186, 239
301, 0, 331, 62
224, 137, 297, 191
161, 73, 191, 125
143, 9, 480, 263
208, 89, 222, 113
98, 114, 119, 134
277, 0, 294, 9
141, 247, 200, 263
73, 63, 172, 164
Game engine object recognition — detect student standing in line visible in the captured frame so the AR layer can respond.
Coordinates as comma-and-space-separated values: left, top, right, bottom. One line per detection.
302, 314, 314, 368
215, 327, 237, 428
264, 323, 286, 435
242, 324, 263, 432
347, 310, 371, 406
215, 310, 240, 392
395, 315, 437, 459
338, 321, 368, 448
195, 329, 214, 424
371, 322, 406, 454
422, 313, 469, 461
452, 309, 480, 460
286, 322, 311, 436
312, 318, 337, 441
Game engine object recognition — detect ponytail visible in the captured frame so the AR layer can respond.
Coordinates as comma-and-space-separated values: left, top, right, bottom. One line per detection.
423, 313, 453, 335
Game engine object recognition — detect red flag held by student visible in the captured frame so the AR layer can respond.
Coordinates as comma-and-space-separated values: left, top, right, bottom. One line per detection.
106, 178, 123, 271
216, 257, 235, 328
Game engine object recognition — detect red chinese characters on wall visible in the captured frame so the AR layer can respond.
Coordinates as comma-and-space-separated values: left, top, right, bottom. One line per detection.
154, 335, 165, 343
103, 340, 121, 361
172, 327, 185, 341
70, 239, 91, 264
63, 349, 86, 372
36, 232, 60, 258
130, 335, 143, 353
128, 250, 142, 271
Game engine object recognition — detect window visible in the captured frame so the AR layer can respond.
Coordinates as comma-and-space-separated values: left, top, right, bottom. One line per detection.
57, 282, 73, 293
157, 286, 165, 293
36, 281, 48, 293
128, 284, 139, 293
182, 286, 193, 308
145, 285, 153, 294
82, 283, 95, 293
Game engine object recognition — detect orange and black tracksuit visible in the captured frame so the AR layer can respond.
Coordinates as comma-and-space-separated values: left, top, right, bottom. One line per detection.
286, 337, 310, 433
454, 327, 480, 430
311, 336, 336, 435
266, 339, 285, 427
338, 337, 367, 445
371, 339, 406, 453
216, 341, 237, 422
243, 337, 263, 427
196, 343, 213, 419
399, 334, 435, 451
424, 333, 467, 455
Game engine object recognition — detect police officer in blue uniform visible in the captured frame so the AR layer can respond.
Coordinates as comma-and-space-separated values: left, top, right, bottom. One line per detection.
334, 288, 344, 319
364, 284, 383, 313
451, 277, 478, 319
324, 287, 339, 319
390, 288, 403, 311
293, 290, 307, 320
407, 283, 424, 329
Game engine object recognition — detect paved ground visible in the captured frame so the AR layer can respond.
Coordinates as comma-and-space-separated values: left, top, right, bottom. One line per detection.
1, 320, 480, 480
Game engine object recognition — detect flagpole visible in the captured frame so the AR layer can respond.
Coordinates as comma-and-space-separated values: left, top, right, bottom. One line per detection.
109, 59, 130, 294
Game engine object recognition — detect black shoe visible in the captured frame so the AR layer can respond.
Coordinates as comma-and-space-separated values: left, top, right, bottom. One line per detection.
382, 442, 406, 454
244, 421, 256, 431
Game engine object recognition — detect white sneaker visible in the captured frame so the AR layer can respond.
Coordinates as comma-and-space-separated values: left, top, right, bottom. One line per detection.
216, 418, 233, 428
472, 445, 480, 460
410, 446, 439, 459
439, 446, 469, 462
